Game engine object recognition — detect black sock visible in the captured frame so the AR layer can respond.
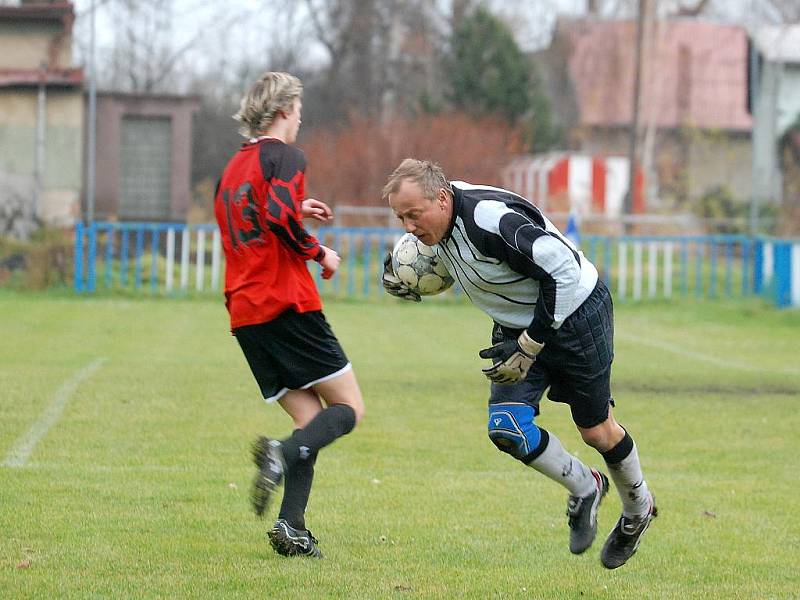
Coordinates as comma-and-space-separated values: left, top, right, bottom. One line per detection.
280, 404, 356, 469
278, 449, 317, 530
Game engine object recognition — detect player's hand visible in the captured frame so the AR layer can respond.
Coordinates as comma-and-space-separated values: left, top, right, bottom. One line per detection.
381, 252, 421, 302
319, 245, 340, 279
302, 198, 333, 222
479, 331, 544, 384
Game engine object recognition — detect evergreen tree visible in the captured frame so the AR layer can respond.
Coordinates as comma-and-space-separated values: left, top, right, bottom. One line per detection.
445, 7, 560, 151
447, 7, 531, 123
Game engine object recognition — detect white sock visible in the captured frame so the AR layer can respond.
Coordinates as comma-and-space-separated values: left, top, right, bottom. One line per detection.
605, 439, 650, 518
527, 430, 596, 497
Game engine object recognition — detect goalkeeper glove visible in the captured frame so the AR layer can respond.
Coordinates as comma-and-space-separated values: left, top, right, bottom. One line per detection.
381, 252, 421, 302
479, 331, 544, 384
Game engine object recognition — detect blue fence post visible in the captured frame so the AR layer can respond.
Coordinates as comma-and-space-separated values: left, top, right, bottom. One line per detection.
74, 222, 84, 292
346, 229, 356, 298
724, 241, 733, 298
709, 239, 718, 298
87, 222, 97, 293
753, 239, 764, 295
120, 229, 129, 287
694, 242, 703, 298
134, 227, 144, 290
741, 238, 751, 296
773, 242, 792, 308
362, 231, 372, 298
104, 224, 114, 289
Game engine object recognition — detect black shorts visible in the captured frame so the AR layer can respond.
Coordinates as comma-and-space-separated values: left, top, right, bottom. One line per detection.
233, 310, 351, 403
489, 280, 615, 429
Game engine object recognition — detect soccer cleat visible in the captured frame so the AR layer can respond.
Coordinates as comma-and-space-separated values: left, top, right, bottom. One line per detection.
601, 494, 658, 569
268, 519, 323, 558
567, 469, 610, 554
250, 436, 285, 518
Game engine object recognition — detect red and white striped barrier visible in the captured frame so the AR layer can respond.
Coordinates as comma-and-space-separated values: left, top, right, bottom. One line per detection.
502, 153, 645, 215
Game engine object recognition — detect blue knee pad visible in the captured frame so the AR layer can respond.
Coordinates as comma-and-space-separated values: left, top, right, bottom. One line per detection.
487, 402, 541, 460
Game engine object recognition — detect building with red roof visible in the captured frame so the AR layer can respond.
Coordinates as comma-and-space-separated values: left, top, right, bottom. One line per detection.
536, 17, 754, 208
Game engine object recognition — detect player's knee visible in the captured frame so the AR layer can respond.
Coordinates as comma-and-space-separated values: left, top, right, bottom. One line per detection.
343, 390, 365, 425
487, 403, 541, 461
350, 397, 365, 425
332, 397, 364, 428
578, 417, 623, 451
317, 373, 365, 425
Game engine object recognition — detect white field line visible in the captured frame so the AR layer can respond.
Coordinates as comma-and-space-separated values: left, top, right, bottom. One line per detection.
617, 334, 799, 376
2, 357, 108, 468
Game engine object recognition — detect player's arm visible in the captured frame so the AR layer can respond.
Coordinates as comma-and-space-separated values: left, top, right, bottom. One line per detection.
261, 144, 325, 263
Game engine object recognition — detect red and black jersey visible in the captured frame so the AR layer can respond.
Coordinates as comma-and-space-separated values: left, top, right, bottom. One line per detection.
214, 137, 324, 329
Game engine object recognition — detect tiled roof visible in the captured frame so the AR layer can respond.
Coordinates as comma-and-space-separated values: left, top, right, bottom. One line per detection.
559, 18, 752, 131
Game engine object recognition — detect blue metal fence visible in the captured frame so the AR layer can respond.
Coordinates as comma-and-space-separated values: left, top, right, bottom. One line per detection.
74, 222, 800, 307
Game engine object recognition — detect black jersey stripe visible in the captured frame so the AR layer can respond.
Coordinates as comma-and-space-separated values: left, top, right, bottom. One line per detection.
450, 223, 528, 285
439, 242, 538, 306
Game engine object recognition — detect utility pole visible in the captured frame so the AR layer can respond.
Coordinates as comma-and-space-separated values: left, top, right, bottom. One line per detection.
625, 0, 646, 233
86, 0, 97, 224
34, 61, 47, 232
748, 31, 760, 238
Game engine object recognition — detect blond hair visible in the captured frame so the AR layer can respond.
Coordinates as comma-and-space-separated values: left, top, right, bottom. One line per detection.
381, 158, 452, 204
233, 72, 303, 138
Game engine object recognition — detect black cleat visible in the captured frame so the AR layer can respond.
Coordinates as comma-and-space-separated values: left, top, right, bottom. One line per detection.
601, 494, 658, 569
268, 519, 323, 558
250, 437, 285, 518
567, 469, 610, 554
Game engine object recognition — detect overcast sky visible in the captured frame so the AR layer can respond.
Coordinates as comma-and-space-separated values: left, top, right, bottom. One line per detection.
69, 0, 780, 76
68, 0, 597, 71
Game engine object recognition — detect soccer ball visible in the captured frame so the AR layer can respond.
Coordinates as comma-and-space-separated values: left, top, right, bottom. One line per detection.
391, 233, 454, 296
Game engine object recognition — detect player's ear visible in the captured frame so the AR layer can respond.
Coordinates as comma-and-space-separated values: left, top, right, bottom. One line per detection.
437, 188, 448, 208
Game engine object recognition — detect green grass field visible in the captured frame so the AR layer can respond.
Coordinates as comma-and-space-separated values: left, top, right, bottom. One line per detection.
1, 291, 799, 599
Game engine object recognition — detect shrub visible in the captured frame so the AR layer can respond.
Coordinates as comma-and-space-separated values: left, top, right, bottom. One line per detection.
0, 227, 73, 290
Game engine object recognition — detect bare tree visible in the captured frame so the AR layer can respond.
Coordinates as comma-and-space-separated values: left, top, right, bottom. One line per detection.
74, 0, 257, 93
763, 0, 800, 22
301, 0, 448, 123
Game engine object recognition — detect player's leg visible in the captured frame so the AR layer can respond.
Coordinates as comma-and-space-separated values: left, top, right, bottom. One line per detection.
264, 371, 362, 558
557, 280, 656, 568
260, 389, 325, 557
237, 310, 358, 558
486, 351, 606, 555
278, 368, 362, 471
257, 309, 360, 474
578, 410, 656, 569
577, 409, 652, 518
276, 388, 324, 531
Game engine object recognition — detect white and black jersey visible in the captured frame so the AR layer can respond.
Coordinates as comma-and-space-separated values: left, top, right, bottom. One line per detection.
433, 182, 598, 343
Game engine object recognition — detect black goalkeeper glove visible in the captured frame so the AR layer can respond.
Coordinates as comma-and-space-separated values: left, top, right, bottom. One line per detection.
479, 331, 544, 384
381, 252, 421, 302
